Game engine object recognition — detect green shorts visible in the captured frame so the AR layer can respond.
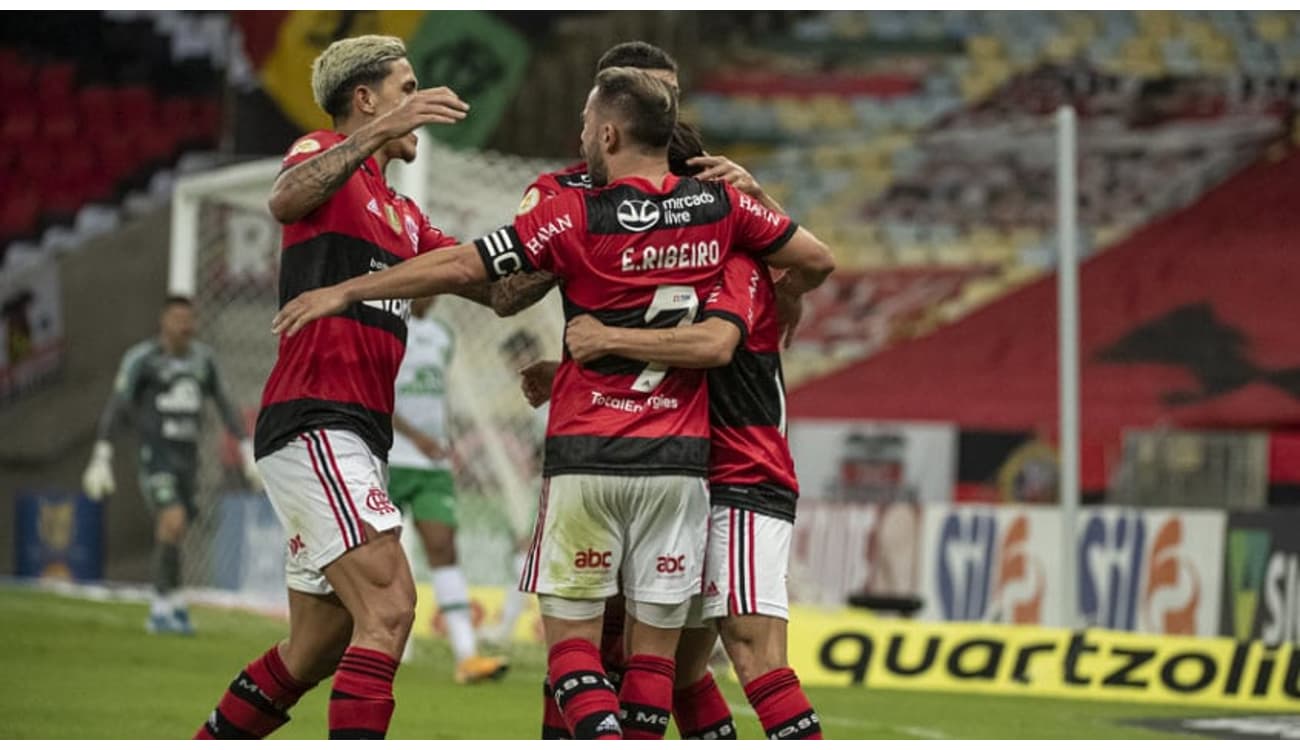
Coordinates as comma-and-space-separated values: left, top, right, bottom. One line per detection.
388, 467, 458, 526
138, 467, 196, 521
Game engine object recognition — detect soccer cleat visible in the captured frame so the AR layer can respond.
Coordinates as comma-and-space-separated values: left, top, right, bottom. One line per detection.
171, 607, 196, 636
146, 609, 195, 636
146, 612, 172, 634
454, 654, 510, 685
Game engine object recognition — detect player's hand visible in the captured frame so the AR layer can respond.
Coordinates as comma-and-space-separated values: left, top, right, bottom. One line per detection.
564, 315, 612, 364
238, 439, 263, 493
81, 440, 115, 501
774, 283, 805, 349
519, 360, 559, 408
687, 154, 764, 198
414, 434, 447, 461
379, 86, 470, 138
272, 286, 351, 337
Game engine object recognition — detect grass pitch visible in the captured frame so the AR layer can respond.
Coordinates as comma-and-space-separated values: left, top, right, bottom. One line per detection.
0, 587, 1255, 739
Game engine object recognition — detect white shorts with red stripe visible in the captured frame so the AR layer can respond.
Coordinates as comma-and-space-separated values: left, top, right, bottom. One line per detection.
257, 428, 403, 595
519, 473, 709, 605
700, 506, 792, 621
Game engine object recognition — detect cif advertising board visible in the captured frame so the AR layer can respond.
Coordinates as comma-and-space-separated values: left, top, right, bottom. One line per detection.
1221, 510, 1300, 646
917, 504, 1063, 626
1077, 507, 1225, 637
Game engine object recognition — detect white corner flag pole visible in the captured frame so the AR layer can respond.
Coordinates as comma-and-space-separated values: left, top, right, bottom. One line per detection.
1057, 105, 1080, 628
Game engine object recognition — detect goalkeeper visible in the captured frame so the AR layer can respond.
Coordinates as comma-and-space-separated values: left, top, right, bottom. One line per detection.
82, 295, 261, 634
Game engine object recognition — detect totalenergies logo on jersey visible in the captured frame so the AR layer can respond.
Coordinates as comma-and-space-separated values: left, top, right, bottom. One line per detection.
935, 511, 1045, 624
1078, 513, 1200, 635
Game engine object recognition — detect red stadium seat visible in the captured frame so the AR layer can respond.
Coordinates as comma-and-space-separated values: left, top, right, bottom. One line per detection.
0, 53, 33, 97
36, 61, 77, 100
78, 85, 117, 126
41, 101, 80, 144
1, 109, 38, 142
97, 135, 140, 180
116, 84, 157, 128
0, 190, 40, 238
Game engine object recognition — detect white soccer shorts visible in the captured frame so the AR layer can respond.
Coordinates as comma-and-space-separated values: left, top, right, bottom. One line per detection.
699, 506, 793, 621
519, 473, 709, 606
257, 428, 403, 595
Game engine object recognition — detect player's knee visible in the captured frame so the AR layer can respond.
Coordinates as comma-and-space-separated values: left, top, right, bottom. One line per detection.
156, 512, 185, 544
425, 542, 456, 567
356, 589, 416, 648
418, 523, 457, 567
720, 617, 785, 683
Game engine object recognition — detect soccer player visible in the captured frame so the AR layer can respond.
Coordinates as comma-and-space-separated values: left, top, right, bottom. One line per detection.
474, 42, 774, 321
193, 35, 468, 740
560, 250, 824, 740
270, 67, 834, 739
82, 295, 260, 635
474, 41, 783, 738
390, 295, 509, 684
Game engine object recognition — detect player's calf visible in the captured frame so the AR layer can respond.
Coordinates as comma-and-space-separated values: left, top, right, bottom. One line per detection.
541, 597, 622, 739
194, 645, 317, 739
722, 615, 821, 740
672, 627, 737, 740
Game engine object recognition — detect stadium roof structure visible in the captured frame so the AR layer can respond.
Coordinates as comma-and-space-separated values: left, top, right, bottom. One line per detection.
788, 149, 1300, 488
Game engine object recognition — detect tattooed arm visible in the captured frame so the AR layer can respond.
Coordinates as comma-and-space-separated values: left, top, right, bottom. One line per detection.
455, 271, 559, 317
268, 128, 389, 224
267, 87, 469, 224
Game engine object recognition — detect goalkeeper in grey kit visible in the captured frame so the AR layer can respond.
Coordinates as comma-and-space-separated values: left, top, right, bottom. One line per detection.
82, 296, 261, 634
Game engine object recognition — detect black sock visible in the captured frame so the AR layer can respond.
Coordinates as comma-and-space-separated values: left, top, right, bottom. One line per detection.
154, 543, 181, 596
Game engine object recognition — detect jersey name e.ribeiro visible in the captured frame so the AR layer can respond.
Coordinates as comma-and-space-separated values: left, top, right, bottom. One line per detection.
475, 172, 797, 478
388, 316, 455, 471
255, 130, 458, 461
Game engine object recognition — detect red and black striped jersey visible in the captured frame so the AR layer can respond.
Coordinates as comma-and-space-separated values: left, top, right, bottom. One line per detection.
701, 253, 799, 521
518, 161, 591, 210
476, 173, 797, 477
254, 130, 458, 461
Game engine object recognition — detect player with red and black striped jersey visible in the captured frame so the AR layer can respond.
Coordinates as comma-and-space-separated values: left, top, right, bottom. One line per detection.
557, 250, 823, 741
270, 66, 834, 740
477, 41, 782, 740
195, 35, 468, 741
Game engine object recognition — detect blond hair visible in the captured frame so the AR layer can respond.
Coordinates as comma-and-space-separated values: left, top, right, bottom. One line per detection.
310, 35, 408, 119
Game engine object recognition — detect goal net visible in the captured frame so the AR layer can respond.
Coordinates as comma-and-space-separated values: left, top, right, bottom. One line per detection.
170, 143, 563, 605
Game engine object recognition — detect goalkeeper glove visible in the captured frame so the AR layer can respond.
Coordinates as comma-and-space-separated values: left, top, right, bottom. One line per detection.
82, 440, 115, 501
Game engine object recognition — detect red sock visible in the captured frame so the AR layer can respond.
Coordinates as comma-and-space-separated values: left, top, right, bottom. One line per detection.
601, 596, 627, 690
541, 680, 573, 739
744, 668, 822, 740
549, 638, 622, 739
194, 644, 316, 739
673, 672, 737, 740
619, 654, 676, 740
329, 647, 399, 739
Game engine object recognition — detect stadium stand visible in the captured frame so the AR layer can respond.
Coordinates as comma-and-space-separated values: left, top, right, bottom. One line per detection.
0, 11, 227, 265
683, 10, 1298, 383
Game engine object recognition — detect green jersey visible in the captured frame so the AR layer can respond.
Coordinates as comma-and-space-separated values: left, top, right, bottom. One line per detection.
96, 338, 245, 475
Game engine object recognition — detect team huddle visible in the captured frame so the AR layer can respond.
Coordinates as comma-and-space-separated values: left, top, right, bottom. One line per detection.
194, 35, 833, 741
